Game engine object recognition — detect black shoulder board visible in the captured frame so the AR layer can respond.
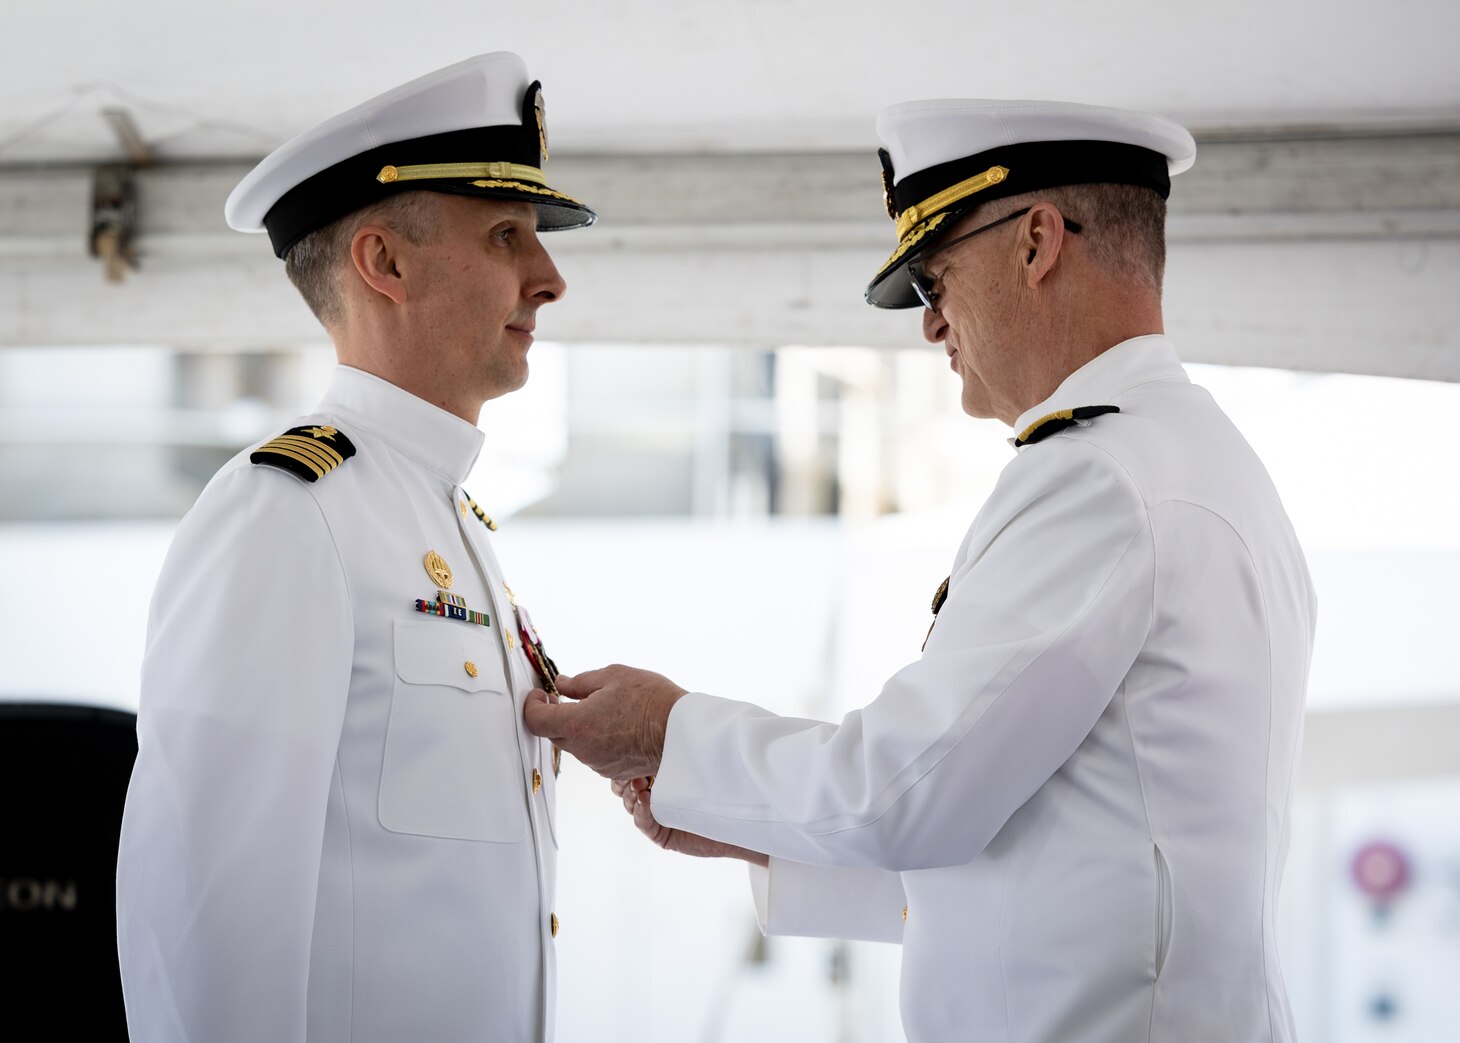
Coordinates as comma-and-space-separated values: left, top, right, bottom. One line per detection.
250, 424, 357, 482
1014, 405, 1120, 448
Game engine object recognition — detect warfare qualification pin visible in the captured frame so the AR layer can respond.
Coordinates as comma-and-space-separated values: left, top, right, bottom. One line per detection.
423, 550, 453, 589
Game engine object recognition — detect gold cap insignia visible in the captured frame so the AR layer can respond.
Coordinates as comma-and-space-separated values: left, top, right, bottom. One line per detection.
423, 550, 453, 589
878, 148, 898, 221
534, 89, 549, 164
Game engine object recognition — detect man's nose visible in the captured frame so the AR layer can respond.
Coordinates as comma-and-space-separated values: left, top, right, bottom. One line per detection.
528, 244, 567, 303
922, 305, 948, 343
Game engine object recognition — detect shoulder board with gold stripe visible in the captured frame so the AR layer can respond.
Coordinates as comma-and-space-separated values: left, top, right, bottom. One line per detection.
465, 493, 498, 531
1014, 405, 1120, 448
250, 424, 356, 482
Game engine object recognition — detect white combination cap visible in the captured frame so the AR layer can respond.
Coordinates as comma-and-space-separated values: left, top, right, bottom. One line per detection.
867, 99, 1196, 308
225, 52, 595, 258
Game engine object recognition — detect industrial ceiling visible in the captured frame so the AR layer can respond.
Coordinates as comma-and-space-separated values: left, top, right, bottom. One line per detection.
4, 0, 1459, 380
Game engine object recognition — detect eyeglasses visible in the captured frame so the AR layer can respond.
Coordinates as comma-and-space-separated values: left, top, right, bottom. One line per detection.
907, 207, 1082, 310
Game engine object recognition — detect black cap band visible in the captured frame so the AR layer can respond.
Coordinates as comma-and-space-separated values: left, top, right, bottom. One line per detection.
263, 118, 590, 258
892, 139, 1172, 220
264, 125, 533, 258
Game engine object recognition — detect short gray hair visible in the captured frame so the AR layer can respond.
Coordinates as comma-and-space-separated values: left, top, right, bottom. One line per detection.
283, 191, 442, 328
974, 183, 1167, 292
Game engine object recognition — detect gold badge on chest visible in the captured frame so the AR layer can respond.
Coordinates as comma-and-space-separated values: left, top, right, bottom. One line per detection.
423, 550, 453, 589
413, 550, 489, 627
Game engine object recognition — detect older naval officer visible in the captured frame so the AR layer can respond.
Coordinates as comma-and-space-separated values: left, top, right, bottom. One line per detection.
116, 53, 593, 1042
525, 100, 1317, 1041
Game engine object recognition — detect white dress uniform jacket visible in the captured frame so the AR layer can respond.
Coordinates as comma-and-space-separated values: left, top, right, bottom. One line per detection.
652, 337, 1316, 1042
117, 366, 561, 1042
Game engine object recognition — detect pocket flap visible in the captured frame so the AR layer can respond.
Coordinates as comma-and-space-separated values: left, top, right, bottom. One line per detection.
393, 618, 505, 693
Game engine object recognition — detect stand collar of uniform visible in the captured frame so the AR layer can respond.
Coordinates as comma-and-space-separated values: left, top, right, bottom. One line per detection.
1010, 335, 1188, 449
317, 365, 485, 484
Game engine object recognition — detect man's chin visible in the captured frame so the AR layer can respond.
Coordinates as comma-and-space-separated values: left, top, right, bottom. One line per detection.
482, 362, 529, 403
960, 385, 995, 421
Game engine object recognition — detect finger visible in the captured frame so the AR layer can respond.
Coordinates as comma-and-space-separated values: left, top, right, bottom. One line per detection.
631, 798, 662, 836
522, 690, 570, 739
553, 676, 594, 701
555, 665, 627, 698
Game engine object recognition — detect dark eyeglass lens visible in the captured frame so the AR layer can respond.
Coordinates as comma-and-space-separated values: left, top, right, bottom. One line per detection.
904, 208, 1080, 309
908, 263, 935, 309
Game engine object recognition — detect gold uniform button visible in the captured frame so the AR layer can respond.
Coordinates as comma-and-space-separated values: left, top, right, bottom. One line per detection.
506, 632, 516, 650
550, 913, 559, 938
902, 905, 908, 924
532, 768, 542, 794
464, 660, 478, 678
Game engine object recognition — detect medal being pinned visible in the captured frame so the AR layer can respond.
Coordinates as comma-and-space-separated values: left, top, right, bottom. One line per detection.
515, 601, 559, 696
507, 584, 563, 776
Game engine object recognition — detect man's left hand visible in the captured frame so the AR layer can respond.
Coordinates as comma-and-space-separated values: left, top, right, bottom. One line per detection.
522, 664, 686, 781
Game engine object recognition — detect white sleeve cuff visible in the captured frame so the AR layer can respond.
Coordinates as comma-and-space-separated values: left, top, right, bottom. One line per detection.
745, 857, 906, 944
748, 861, 771, 935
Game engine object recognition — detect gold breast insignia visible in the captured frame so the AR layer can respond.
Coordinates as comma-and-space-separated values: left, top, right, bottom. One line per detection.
423, 550, 453, 589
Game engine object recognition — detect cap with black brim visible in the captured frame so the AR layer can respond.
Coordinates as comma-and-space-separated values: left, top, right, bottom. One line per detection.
225, 53, 596, 259
866, 100, 1196, 309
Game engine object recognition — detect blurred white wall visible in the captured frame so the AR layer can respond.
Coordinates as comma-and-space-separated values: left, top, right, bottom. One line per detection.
3, 353, 1460, 1039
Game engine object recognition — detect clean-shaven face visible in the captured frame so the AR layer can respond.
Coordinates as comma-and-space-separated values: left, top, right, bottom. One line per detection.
918, 214, 1020, 420
411, 195, 567, 404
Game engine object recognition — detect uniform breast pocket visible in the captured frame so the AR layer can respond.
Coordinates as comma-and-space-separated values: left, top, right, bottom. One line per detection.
378, 619, 527, 843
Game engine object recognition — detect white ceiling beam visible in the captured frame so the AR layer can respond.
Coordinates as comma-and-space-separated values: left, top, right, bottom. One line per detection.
1, 130, 1458, 382
4, 130, 1459, 248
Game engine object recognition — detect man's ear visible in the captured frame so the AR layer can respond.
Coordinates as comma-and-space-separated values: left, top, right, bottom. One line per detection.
349, 224, 410, 305
1018, 203, 1070, 288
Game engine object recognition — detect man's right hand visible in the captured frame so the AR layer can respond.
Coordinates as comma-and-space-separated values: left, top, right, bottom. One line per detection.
611, 778, 769, 868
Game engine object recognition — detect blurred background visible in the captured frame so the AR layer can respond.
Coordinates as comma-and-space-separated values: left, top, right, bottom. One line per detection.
3, 2, 1459, 1040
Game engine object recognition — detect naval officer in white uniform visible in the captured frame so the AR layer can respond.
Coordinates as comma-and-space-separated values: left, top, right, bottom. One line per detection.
116, 53, 593, 1042
526, 101, 1317, 1042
